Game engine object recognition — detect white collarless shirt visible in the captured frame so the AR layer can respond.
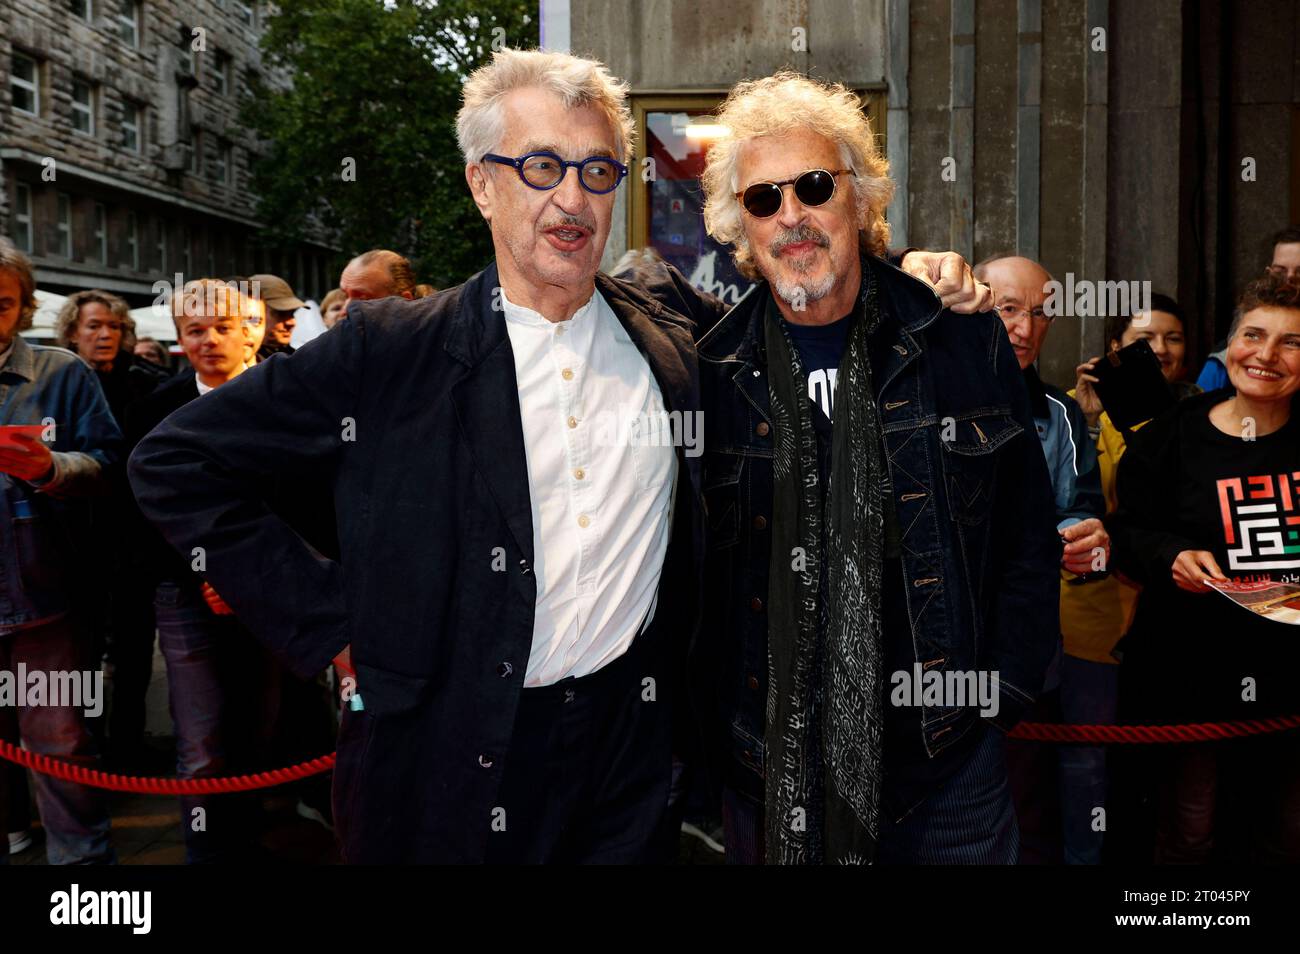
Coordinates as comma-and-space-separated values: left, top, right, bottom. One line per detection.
501, 288, 677, 687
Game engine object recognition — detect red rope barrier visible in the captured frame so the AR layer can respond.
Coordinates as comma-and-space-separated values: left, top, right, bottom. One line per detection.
0, 737, 333, 794
1007, 714, 1300, 743
1, 716, 1297, 795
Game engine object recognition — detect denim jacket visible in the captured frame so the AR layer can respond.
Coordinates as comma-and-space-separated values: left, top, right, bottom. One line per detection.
0, 336, 122, 632
693, 255, 1060, 796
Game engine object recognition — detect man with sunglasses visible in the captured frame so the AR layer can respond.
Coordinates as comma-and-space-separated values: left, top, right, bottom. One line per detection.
693, 73, 1060, 864
130, 49, 988, 864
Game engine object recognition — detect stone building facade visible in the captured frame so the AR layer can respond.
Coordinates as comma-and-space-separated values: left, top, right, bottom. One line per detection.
0, 0, 334, 306
568, 0, 1300, 388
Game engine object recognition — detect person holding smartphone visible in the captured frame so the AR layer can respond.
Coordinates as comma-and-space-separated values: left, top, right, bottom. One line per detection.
1060, 294, 1198, 864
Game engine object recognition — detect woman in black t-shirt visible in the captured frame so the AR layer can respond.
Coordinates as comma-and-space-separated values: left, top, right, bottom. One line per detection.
1108, 273, 1300, 863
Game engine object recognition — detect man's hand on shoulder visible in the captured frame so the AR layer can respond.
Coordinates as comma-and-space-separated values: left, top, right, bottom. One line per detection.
900, 249, 994, 314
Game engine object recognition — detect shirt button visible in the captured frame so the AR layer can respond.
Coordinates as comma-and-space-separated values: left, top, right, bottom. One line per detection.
755, 422, 770, 437
497, 662, 513, 677
567, 416, 578, 429
556, 325, 566, 335
561, 368, 574, 381
478, 754, 494, 769
574, 468, 585, 480
752, 515, 767, 530
578, 514, 591, 528
750, 597, 764, 613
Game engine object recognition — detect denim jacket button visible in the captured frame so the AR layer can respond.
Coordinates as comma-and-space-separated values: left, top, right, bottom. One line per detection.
752, 515, 767, 530
755, 421, 770, 437
750, 597, 764, 613
746, 674, 760, 691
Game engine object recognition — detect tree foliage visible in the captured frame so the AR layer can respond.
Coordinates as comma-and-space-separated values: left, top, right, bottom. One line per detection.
244, 0, 538, 288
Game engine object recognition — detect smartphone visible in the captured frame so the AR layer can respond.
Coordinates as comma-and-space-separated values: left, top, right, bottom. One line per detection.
1090, 339, 1175, 430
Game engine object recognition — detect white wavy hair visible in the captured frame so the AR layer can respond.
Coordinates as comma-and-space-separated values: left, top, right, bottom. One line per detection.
456, 48, 635, 166
702, 72, 895, 279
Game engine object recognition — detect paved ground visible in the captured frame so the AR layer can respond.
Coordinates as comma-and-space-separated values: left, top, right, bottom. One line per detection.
8, 646, 723, 865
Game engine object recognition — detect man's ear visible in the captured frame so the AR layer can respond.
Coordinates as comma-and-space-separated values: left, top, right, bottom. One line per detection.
466, 163, 492, 222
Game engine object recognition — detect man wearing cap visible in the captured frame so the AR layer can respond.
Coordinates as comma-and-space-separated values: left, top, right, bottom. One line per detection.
248, 274, 305, 361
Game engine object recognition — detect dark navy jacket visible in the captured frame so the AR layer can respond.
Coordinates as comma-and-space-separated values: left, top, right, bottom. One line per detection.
693, 255, 1061, 801
128, 261, 709, 863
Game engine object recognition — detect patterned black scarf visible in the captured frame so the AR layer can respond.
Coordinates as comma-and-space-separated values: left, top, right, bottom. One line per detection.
763, 265, 887, 865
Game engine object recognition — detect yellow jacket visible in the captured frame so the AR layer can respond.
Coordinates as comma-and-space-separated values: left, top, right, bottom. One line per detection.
1058, 401, 1139, 664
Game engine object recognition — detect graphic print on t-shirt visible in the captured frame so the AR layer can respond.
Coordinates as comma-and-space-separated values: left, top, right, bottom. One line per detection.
808, 368, 838, 421
784, 313, 851, 427
1217, 472, 1300, 572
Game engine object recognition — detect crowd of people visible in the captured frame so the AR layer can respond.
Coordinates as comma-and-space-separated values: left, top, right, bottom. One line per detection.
1, 47, 1298, 866
0, 245, 429, 863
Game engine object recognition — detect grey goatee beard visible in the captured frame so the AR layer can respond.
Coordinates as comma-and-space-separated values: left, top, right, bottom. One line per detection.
767, 224, 836, 306
773, 271, 836, 306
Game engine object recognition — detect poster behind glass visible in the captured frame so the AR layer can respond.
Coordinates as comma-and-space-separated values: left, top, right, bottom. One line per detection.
645, 111, 752, 307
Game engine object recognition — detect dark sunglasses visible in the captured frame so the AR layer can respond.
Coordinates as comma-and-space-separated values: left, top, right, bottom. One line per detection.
481, 151, 628, 195
735, 168, 854, 218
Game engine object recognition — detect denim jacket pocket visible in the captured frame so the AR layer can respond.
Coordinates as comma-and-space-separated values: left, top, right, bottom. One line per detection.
703, 454, 743, 549
730, 718, 766, 780
940, 413, 1021, 525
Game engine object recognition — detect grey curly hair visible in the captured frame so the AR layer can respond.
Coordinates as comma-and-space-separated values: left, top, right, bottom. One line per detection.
702, 72, 894, 280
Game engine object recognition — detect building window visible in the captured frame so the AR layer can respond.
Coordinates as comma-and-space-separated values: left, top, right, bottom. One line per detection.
182, 228, 193, 277
214, 52, 231, 96
122, 101, 142, 152
235, 1, 254, 28
213, 140, 231, 184
179, 39, 195, 78
190, 126, 202, 174
71, 78, 96, 135
70, 0, 93, 23
94, 203, 108, 265
117, 1, 142, 49
206, 232, 216, 276
13, 184, 33, 254
11, 53, 39, 116
56, 193, 73, 259
157, 221, 168, 274
127, 212, 139, 270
